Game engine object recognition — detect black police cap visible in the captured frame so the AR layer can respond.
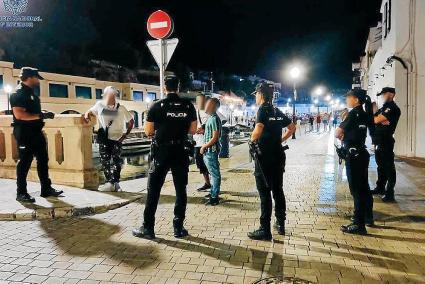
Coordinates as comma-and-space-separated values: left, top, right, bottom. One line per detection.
20, 67, 44, 80
377, 87, 396, 96
346, 89, 367, 103
253, 82, 274, 97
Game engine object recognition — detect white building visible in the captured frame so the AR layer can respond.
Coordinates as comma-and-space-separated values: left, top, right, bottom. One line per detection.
354, 0, 425, 158
0, 61, 160, 129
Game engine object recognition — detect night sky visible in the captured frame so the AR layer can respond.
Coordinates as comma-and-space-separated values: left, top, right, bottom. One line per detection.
0, 0, 382, 90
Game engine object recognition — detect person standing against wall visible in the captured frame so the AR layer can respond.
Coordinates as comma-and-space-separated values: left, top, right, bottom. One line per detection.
84, 86, 134, 192
10, 67, 62, 203
370, 87, 401, 202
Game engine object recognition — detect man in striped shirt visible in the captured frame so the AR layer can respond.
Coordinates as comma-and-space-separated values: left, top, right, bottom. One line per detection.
200, 98, 222, 206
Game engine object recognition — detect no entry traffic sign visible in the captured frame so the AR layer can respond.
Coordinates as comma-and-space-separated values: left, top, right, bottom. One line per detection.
147, 10, 173, 39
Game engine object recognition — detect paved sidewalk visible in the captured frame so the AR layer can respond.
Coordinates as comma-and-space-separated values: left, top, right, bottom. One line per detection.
0, 179, 145, 221
0, 131, 424, 283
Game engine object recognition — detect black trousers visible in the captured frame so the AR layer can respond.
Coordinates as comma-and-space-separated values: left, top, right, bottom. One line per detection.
99, 139, 122, 183
143, 145, 189, 229
13, 126, 52, 195
345, 150, 372, 227
255, 149, 286, 229
375, 142, 396, 196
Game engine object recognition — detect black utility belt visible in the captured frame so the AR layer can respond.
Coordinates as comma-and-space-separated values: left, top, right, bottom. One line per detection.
156, 140, 185, 146
344, 145, 366, 151
336, 145, 366, 164
345, 146, 367, 158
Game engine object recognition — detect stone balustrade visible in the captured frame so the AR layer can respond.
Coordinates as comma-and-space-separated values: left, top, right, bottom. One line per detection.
0, 115, 98, 189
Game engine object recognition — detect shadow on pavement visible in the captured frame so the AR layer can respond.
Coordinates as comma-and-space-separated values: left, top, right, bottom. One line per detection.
132, 193, 258, 211
296, 234, 425, 281
20, 199, 159, 269
153, 234, 388, 283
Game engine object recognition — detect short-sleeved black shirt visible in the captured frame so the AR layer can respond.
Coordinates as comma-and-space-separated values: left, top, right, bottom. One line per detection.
147, 93, 197, 144
339, 105, 368, 148
9, 83, 43, 126
256, 102, 292, 155
374, 101, 401, 144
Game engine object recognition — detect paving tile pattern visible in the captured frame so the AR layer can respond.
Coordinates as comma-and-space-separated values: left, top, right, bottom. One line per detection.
0, 132, 424, 283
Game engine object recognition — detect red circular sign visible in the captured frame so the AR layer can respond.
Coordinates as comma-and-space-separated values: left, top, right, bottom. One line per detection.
147, 10, 173, 39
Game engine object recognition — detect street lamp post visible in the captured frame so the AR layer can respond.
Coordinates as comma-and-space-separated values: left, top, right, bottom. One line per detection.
313, 86, 325, 116
289, 66, 301, 139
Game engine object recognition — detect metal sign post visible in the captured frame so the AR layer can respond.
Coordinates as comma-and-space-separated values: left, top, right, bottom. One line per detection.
159, 39, 164, 99
146, 38, 179, 99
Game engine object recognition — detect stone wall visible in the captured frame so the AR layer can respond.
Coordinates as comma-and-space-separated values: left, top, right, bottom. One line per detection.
0, 114, 98, 189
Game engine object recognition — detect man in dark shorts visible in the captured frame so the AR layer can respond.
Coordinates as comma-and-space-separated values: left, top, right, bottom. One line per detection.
193, 93, 211, 192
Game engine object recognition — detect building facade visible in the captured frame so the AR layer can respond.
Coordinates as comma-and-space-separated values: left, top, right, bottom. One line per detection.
0, 61, 160, 129
353, 0, 425, 158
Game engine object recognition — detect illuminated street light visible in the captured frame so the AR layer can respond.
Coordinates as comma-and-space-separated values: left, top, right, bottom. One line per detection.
312, 86, 326, 115
313, 86, 325, 97
286, 64, 304, 139
325, 94, 331, 101
4, 85, 12, 94
287, 98, 291, 103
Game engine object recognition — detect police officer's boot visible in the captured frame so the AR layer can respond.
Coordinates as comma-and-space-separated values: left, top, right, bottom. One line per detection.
132, 225, 155, 240
173, 218, 189, 238
247, 226, 272, 241
274, 223, 285, 236
274, 219, 285, 235
16, 193, 36, 203
40, 186, 64, 198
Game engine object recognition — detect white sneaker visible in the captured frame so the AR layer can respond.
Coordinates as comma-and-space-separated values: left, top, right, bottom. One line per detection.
99, 182, 114, 192
114, 182, 121, 192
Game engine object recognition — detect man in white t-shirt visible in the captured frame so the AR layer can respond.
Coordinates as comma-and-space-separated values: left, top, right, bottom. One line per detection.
193, 93, 211, 192
84, 86, 134, 192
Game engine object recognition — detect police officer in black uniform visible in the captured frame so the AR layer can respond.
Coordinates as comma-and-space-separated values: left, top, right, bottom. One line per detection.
370, 87, 401, 202
10, 67, 63, 203
336, 89, 372, 235
133, 75, 197, 239
248, 83, 296, 241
